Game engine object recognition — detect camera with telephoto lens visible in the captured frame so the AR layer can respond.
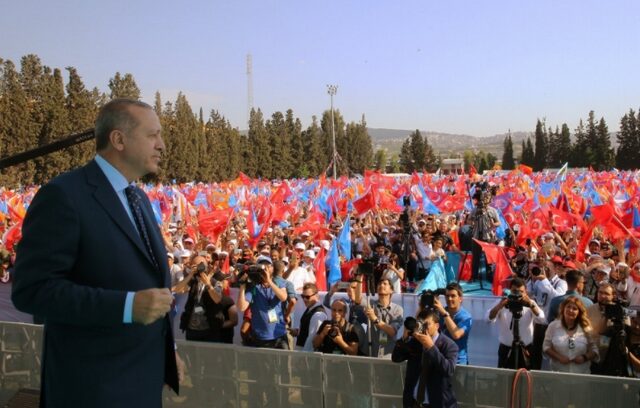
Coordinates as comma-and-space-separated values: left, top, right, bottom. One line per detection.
328, 320, 340, 338
403, 316, 426, 336
503, 288, 529, 316
419, 289, 447, 310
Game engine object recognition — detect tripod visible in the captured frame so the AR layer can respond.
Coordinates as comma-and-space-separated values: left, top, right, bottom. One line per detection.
507, 310, 529, 369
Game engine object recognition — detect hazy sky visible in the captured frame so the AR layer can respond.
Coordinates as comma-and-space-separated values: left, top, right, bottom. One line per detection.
2, 1, 638, 136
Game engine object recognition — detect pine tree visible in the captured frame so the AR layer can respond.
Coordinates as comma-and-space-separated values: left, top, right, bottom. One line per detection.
374, 150, 387, 172
302, 116, 324, 177
266, 111, 290, 179
533, 119, 547, 171
345, 115, 373, 175
520, 137, 535, 166
286, 109, 304, 177
399, 138, 413, 173
0, 59, 34, 186
422, 133, 439, 172
34, 67, 70, 183
108, 72, 141, 100
556, 124, 572, 167
572, 119, 590, 167
616, 109, 639, 170
247, 108, 271, 178
594, 117, 613, 170
502, 133, 515, 170
66, 66, 98, 168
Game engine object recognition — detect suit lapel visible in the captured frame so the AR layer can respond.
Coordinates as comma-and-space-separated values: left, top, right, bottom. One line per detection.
84, 161, 155, 267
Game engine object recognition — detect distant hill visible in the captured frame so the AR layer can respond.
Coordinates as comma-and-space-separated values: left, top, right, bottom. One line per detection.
368, 128, 531, 157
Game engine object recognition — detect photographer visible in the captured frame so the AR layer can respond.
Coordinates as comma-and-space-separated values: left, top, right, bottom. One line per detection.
468, 189, 500, 281
433, 282, 473, 364
312, 299, 359, 355
363, 278, 404, 358
236, 256, 289, 349
586, 282, 632, 375
392, 309, 458, 408
174, 255, 238, 343
527, 261, 567, 369
487, 277, 546, 369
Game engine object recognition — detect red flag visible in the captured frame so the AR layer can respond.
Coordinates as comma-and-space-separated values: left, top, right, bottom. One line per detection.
352, 188, 376, 215
468, 164, 478, 178
518, 164, 533, 175
198, 208, 233, 242
474, 239, 513, 295
2, 221, 22, 251
313, 247, 327, 291
341, 258, 362, 281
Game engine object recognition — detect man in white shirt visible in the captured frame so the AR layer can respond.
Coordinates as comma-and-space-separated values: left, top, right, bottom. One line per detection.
526, 260, 567, 370
487, 277, 546, 369
286, 250, 316, 293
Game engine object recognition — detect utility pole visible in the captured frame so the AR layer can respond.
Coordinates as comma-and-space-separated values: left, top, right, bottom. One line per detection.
327, 84, 338, 179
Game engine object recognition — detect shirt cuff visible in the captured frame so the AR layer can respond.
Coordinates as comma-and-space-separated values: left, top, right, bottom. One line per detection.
123, 291, 135, 323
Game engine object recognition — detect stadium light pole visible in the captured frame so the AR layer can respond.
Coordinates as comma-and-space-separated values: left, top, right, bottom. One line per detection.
327, 84, 338, 179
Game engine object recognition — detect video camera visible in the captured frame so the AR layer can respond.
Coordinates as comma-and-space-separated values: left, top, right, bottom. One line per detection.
419, 289, 447, 310
503, 288, 529, 316
237, 263, 266, 286
399, 195, 411, 235
468, 180, 497, 202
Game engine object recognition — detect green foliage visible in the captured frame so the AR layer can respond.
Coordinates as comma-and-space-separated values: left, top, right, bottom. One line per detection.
374, 149, 387, 172
108, 72, 141, 100
398, 130, 438, 173
520, 138, 535, 166
533, 119, 547, 171
616, 109, 640, 170
501, 134, 515, 170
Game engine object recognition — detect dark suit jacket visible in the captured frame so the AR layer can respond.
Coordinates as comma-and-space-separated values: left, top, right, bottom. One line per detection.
12, 160, 178, 408
421, 334, 459, 408
392, 334, 459, 408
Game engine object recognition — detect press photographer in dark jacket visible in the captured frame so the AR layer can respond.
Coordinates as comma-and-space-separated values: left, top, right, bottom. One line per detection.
393, 308, 459, 408
174, 255, 238, 343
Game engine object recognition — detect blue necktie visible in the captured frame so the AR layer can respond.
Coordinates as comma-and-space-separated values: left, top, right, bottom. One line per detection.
125, 185, 159, 270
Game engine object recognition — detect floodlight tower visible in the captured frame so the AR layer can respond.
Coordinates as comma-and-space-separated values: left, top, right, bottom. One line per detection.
327, 84, 338, 179
246, 54, 254, 126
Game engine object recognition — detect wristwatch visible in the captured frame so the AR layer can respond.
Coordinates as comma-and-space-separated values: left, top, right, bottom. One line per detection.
372, 320, 380, 326
442, 312, 450, 318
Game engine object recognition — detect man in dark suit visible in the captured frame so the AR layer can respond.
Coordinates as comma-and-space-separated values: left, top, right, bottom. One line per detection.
392, 309, 458, 408
12, 98, 181, 407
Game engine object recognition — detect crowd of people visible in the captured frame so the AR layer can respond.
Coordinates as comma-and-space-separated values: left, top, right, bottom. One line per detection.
3, 140, 640, 406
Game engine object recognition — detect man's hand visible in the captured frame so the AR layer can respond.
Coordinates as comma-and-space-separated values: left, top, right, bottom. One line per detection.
132, 288, 173, 325
412, 331, 434, 349
433, 298, 447, 315
365, 307, 377, 322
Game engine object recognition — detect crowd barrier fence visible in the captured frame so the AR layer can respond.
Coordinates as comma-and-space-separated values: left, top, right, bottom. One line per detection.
1, 322, 639, 407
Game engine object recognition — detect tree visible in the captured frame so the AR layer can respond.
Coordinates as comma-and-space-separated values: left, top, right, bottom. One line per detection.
399, 138, 413, 173
501, 133, 515, 170
108, 72, 141, 100
0, 59, 34, 185
286, 109, 304, 177
520, 137, 535, 166
572, 119, 590, 167
66, 66, 99, 168
345, 115, 373, 174
247, 108, 271, 178
592, 117, 613, 170
302, 116, 324, 177
374, 149, 387, 172
266, 111, 290, 179
616, 109, 639, 170
533, 119, 547, 171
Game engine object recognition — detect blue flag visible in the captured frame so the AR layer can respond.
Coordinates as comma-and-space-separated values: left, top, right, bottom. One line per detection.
338, 215, 352, 260
327, 240, 341, 286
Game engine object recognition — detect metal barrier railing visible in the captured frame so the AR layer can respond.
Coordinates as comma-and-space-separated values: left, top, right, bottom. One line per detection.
1, 322, 639, 407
